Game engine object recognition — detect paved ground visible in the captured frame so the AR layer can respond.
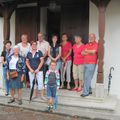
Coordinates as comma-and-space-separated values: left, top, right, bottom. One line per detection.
0, 105, 94, 120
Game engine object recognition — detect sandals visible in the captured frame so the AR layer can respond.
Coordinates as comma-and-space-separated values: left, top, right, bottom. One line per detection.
18, 99, 22, 105
76, 88, 82, 92
72, 88, 78, 91
72, 88, 82, 92
8, 98, 15, 104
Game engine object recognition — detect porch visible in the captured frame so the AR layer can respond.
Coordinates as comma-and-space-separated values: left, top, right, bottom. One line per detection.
0, 88, 119, 120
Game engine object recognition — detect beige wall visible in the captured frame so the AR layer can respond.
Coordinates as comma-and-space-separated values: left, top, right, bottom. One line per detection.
89, 0, 120, 98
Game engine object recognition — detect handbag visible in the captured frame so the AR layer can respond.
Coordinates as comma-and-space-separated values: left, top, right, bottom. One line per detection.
9, 70, 18, 79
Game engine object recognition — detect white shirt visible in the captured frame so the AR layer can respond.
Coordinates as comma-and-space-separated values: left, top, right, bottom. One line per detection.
37, 40, 49, 55
17, 42, 30, 57
9, 56, 18, 70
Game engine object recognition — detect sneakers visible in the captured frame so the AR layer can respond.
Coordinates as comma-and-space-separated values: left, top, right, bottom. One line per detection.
8, 98, 22, 105
8, 98, 15, 104
80, 94, 89, 97
5, 93, 9, 96
18, 99, 22, 105
45, 105, 54, 112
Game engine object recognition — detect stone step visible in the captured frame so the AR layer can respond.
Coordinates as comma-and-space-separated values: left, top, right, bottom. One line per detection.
0, 88, 118, 112
22, 89, 117, 111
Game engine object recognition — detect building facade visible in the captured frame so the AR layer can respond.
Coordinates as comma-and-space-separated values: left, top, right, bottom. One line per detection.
0, 0, 120, 98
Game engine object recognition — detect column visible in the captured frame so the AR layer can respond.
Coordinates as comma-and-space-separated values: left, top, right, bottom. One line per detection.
91, 0, 111, 98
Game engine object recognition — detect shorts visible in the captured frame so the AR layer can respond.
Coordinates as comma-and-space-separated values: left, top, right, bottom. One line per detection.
73, 64, 84, 81
47, 85, 57, 98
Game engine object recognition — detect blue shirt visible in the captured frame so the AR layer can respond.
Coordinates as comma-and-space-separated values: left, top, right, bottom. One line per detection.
26, 50, 43, 71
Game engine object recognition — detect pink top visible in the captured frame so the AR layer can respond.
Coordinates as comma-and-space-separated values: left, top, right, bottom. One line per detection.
61, 41, 72, 61
73, 44, 85, 65
84, 41, 98, 64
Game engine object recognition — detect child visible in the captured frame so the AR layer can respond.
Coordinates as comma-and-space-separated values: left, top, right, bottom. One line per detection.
45, 61, 60, 112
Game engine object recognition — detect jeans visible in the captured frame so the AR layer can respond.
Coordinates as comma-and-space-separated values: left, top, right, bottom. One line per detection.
47, 85, 57, 98
82, 64, 96, 95
3, 67, 10, 94
54, 96, 58, 110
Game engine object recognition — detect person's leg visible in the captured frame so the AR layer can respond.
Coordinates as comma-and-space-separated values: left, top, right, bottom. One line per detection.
36, 71, 45, 99
81, 64, 96, 96
10, 89, 15, 98
18, 89, 22, 100
73, 64, 78, 90
77, 65, 84, 92
60, 62, 65, 88
51, 85, 57, 111
46, 85, 53, 111
3, 67, 9, 95
17, 89, 22, 105
54, 96, 58, 110
66, 60, 72, 89
8, 89, 15, 103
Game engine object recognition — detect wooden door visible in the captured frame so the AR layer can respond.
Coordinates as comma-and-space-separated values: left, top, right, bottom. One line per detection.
61, 0, 89, 44
15, 7, 38, 44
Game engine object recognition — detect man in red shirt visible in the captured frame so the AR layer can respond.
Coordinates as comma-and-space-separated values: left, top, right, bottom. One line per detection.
81, 33, 98, 97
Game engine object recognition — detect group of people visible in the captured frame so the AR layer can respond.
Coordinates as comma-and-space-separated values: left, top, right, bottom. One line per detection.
1, 32, 98, 111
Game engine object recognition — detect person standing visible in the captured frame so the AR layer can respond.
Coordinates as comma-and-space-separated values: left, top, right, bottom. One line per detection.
81, 33, 98, 97
37, 32, 49, 98
72, 35, 85, 92
48, 34, 61, 70
26, 41, 44, 99
17, 34, 31, 87
60, 33, 72, 89
37, 32, 49, 61
45, 61, 60, 112
17, 34, 30, 57
1, 41, 13, 96
6, 45, 26, 105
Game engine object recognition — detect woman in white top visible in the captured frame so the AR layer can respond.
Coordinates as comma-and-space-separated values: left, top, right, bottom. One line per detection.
6, 46, 26, 105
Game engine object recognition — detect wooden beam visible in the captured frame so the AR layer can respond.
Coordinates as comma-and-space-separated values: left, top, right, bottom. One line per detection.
91, 0, 111, 83
36, 0, 40, 39
2, 2, 17, 42
0, 6, 3, 17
